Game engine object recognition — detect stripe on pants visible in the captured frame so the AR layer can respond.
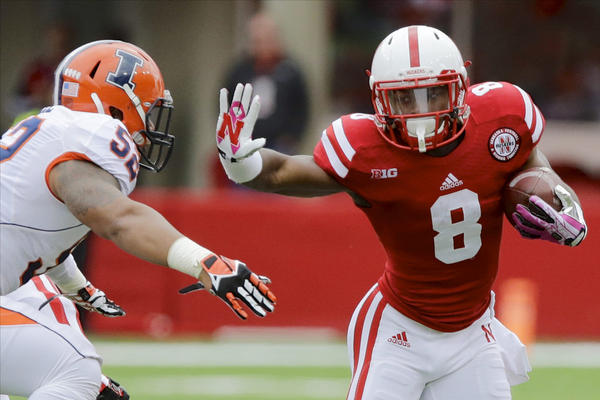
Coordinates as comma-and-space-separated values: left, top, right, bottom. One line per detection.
347, 288, 386, 400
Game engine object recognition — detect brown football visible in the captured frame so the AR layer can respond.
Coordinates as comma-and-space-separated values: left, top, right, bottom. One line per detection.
503, 167, 563, 227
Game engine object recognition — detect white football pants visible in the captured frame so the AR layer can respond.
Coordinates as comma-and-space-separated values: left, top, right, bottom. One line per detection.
1, 276, 101, 400
0, 323, 101, 399
347, 284, 530, 400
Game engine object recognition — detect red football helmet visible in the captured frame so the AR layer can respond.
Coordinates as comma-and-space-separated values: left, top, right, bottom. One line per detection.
368, 26, 470, 153
53, 40, 174, 171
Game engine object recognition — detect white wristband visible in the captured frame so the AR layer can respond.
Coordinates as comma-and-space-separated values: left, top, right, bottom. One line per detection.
219, 151, 263, 183
167, 237, 213, 279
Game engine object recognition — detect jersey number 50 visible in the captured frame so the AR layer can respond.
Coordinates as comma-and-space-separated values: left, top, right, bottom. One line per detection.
430, 189, 482, 264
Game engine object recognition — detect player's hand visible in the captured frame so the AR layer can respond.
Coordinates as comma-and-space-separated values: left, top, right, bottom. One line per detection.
179, 255, 276, 320
63, 281, 126, 317
216, 83, 265, 162
97, 375, 129, 400
512, 184, 587, 246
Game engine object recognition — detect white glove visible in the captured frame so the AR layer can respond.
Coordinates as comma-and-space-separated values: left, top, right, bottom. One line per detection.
216, 83, 265, 183
63, 281, 126, 317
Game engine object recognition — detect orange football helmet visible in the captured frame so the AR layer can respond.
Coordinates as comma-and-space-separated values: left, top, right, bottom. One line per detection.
53, 40, 174, 171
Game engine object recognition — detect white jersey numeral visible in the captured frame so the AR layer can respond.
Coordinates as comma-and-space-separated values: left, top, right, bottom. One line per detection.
472, 81, 503, 96
349, 113, 375, 121
430, 189, 482, 264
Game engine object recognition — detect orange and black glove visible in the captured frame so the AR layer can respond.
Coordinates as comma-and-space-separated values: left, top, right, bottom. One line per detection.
179, 255, 276, 320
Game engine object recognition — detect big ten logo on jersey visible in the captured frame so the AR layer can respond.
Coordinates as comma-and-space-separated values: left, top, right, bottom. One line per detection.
110, 125, 139, 181
371, 168, 398, 179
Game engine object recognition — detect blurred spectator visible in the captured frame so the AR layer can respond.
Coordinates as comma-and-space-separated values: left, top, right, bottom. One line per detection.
223, 12, 309, 153
212, 11, 309, 188
9, 24, 72, 125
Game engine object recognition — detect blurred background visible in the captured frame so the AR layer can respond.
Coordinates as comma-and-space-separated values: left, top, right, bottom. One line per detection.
2, 0, 599, 186
2, 1, 599, 399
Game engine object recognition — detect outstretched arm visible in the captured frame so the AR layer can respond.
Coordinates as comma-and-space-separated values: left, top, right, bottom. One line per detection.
48, 159, 275, 319
50, 159, 185, 266
244, 149, 343, 197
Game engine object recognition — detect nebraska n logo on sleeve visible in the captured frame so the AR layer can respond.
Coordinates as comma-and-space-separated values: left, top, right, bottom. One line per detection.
107, 50, 144, 90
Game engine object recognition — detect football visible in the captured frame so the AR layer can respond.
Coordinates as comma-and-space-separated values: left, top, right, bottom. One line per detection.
503, 167, 563, 227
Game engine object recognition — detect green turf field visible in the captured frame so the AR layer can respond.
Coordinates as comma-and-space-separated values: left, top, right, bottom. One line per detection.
97, 365, 598, 400
8, 340, 600, 399
98, 367, 600, 400
9, 366, 600, 400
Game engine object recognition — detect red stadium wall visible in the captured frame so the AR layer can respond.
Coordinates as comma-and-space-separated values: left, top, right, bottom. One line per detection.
86, 180, 600, 340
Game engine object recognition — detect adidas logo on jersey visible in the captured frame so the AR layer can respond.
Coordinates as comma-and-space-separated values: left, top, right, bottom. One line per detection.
440, 173, 463, 191
387, 331, 411, 348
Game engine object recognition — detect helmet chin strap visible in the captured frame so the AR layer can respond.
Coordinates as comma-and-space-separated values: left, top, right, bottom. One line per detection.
91, 89, 145, 145
122, 83, 147, 131
91, 93, 105, 114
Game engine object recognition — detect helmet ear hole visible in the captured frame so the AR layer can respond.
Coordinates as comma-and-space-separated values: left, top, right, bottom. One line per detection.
109, 106, 124, 122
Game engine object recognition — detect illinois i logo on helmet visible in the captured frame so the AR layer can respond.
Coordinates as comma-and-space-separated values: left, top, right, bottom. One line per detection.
106, 49, 144, 91
488, 128, 520, 161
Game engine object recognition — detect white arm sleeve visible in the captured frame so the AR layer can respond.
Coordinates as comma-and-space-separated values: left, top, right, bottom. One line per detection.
45, 254, 88, 293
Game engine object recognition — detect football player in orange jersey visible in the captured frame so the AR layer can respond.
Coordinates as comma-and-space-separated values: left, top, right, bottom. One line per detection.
1, 40, 275, 399
215, 25, 587, 399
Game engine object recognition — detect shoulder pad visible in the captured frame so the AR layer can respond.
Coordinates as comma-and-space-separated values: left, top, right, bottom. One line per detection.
468, 81, 544, 145
316, 114, 374, 179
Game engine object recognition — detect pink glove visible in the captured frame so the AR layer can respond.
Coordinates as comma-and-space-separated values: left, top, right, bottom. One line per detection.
512, 185, 587, 247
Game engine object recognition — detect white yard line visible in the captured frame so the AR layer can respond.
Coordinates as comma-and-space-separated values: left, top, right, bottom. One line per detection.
93, 340, 600, 368
95, 341, 349, 367
530, 343, 600, 367
115, 375, 348, 398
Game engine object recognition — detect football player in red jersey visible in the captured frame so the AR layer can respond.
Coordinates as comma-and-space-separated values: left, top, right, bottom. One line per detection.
215, 25, 587, 399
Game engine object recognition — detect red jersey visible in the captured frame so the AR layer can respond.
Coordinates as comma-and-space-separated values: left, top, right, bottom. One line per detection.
313, 82, 545, 332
